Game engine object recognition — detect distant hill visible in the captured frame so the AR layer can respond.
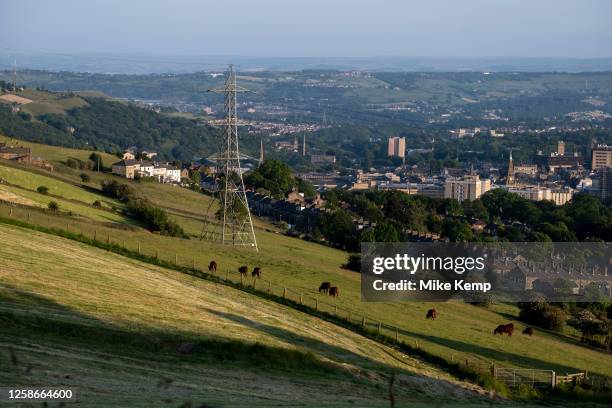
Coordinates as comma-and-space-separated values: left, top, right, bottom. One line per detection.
0, 89, 238, 162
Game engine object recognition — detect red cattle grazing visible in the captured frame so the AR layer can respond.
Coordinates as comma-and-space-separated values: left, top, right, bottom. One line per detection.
522, 327, 534, 336
238, 266, 248, 275
252, 267, 262, 278
426, 309, 437, 320
329, 286, 340, 297
208, 261, 217, 273
494, 323, 515, 336
319, 282, 331, 293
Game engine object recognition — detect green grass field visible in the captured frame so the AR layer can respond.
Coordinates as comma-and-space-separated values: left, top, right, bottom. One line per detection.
0, 140, 610, 381
0, 223, 495, 407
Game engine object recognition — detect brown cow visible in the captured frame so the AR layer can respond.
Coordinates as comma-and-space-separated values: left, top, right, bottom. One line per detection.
329, 286, 339, 297
426, 309, 437, 320
252, 267, 262, 278
208, 261, 217, 273
494, 323, 514, 336
522, 327, 534, 336
238, 266, 248, 276
319, 282, 331, 293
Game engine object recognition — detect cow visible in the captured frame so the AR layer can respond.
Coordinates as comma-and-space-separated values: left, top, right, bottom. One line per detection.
522, 327, 534, 336
329, 286, 340, 297
494, 323, 514, 336
208, 261, 217, 273
238, 266, 248, 276
319, 282, 331, 293
252, 267, 262, 278
426, 309, 437, 320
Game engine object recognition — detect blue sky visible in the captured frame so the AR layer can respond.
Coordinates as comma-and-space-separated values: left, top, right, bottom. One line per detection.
2, 0, 612, 58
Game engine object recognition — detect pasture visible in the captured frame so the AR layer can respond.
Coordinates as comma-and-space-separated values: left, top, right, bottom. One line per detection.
0, 223, 491, 407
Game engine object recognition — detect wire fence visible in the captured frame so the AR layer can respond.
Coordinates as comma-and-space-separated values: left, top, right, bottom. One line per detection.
0, 200, 610, 390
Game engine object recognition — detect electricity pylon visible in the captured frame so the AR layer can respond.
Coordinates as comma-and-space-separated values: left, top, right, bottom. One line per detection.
201, 65, 258, 251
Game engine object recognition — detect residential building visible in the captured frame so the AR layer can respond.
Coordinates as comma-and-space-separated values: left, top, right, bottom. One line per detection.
0, 143, 31, 162
504, 185, 574, 205
111, 159, 141, 179
444, 174, 491, 202
164, 165, 181, 183
513, 164, 538, 176
122, 151, 135, 160
387, 136, 406, 158
591, 144, 612, 170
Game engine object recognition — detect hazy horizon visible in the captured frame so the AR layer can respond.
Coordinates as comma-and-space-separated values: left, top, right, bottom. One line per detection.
2, 0, 612, 59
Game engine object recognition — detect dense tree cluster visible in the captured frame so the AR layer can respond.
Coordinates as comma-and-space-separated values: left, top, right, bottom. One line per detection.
315, 188, 611, 250
244, 159, 315, 199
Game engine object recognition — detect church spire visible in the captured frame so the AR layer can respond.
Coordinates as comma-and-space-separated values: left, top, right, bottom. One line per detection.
259, 138, 264, 165
506, 149, 515, 185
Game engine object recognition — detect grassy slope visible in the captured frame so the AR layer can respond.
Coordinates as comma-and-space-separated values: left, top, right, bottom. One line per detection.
0, 138, 610, 378
0, 223, 489, 407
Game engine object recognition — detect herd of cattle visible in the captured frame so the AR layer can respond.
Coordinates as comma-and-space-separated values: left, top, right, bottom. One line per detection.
207, 261, 534, 337
427, 308, 534, 336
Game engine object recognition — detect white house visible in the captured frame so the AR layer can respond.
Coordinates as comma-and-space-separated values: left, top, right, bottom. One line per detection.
164, 165, 181, 183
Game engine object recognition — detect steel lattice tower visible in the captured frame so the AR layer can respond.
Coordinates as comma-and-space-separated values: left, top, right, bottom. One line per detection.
202, 65, 258, 250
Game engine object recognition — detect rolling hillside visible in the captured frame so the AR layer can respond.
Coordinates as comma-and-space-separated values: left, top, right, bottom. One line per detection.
0, 138, 610, 381
0, 223, 490, 407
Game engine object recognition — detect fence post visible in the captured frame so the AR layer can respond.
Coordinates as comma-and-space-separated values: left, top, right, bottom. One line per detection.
27, 212, 30, 221
362, 316, 366, 327
551, 371, 556, 389
106, 234, 110, 245
315, 299, 318, 310
378, 322, 382, 334
94, 230, 97, 241
137, 241, 141, 254
225, 269, 229, 281
395, 327, 398, 342
252, 278, 256, 289
9, 208, 12, 217
240, 273, 244, 286
192, 258, 195, 269
123, 239, 126, 249
155, 249, 159, 259
283, 287, 287, 298
267, 280, 271, 293
299, 294, 303, 304
348, 311, 351, 322
334, 305, 337, 315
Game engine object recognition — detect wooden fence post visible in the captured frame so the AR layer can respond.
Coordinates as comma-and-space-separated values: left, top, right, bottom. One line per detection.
27, 212, 30, 221
283, 287, 287, 298
240, 273, 244, 286
94, 230, 97, 241
395, 327, 398, 342
225, 270, 229, 281
348, 311, 351, 322
137, 241, 141, 254
334, 305, 337, 315
106, 234, 110, 245
155, 249, 159, 259
362, 316, 366, 327
299, 294, 303, 304
9, 208, 12, 217
378, 322, 382, 333
267, 280, 271, 293
551, 371, 556, 389
252, 278, 256, 289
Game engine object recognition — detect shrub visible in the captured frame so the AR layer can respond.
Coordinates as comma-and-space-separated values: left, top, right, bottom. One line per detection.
47, 201, 59, 212
37, 186, 49, 195
100, 180, 134, 202
125, 197, 187, 238
344, 254, 361, 272
518, 300, 567, 331
92, 200, 102, 208
80, 173, 91, 183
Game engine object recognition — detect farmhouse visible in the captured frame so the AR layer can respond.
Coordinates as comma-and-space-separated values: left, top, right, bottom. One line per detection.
111, 159, 141, 179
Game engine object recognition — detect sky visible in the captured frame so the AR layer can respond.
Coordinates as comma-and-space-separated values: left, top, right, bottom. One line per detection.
2, 0, 612, 58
